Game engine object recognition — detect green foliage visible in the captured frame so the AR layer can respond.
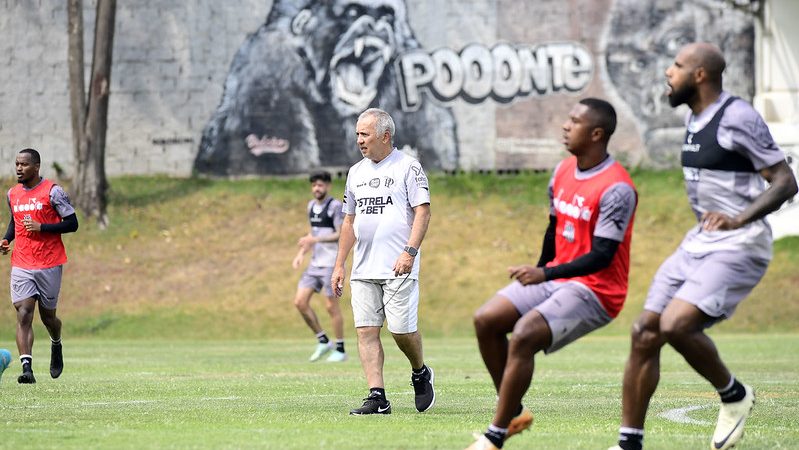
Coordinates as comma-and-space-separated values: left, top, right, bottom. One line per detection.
0, 335, 797, 449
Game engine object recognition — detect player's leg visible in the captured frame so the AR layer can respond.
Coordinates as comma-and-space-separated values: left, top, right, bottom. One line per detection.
349, 280, 391, 415
659, 252, 766, 450
473, 295, 521, 392
384, 278, 435, 412
321, 266, 346, 361
324, 295, 347, 361
615, 311, 665, 450
35, 266, 64, 378
294, 283, 331, 361
14, 297, 37, 384
614, 249, 685, 450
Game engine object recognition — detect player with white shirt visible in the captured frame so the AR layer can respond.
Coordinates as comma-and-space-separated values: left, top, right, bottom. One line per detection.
610, 43, 798, 450
331, 108, 435, 415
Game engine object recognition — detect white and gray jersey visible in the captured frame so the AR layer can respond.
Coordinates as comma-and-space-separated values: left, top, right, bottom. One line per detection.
679, 91, 786, 260
308, 197, 343, 268
343, 149, 430, 280
548, 157, 637, 243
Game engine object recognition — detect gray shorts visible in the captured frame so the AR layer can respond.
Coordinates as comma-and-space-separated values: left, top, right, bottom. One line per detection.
10, 265, 63, 310
644, 247, 769, 320
298, 265, 335, 297
351, 278, 419, 334
498, 280, 612, 353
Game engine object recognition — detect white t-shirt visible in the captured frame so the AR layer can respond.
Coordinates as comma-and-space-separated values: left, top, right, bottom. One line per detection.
343, 149, 430, 280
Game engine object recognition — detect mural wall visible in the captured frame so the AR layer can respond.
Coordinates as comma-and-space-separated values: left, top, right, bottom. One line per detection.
0, 0, 759, 177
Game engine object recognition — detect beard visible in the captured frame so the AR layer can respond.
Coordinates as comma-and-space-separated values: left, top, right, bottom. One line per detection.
667, 81, 697, 108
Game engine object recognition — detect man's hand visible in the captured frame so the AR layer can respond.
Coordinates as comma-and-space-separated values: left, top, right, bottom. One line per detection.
700, 211, 741, 232
0, 239, 9, 255
508, 265, 546, 286
392, 251, 414, 277
291, 253, 304, 269
331, 266, 346, 298
22, 217, 41, 232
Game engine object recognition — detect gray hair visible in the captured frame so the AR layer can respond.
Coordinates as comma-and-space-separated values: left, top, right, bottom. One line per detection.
358, 108, 395, 143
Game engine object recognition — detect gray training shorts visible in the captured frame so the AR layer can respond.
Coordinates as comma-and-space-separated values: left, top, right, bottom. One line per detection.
497, 280, 612, 353
644, 247, 769, 321
298, 265, 335, 297
10, 265, 64, 310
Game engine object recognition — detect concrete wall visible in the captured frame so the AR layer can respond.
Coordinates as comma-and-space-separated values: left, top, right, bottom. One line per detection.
0, 0, 762, 177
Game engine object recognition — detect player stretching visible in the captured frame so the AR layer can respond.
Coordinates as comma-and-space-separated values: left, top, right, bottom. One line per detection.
1, 148, 79, 384
610, 43, 797, 450
468, 99, 637, 449
292, 171, 347, 362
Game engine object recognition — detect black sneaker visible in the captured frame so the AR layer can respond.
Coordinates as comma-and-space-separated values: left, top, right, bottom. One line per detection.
18, 364, 36, 384
411, 365, 435, 412
50, 342, 63, 379
349, 392, 392, 415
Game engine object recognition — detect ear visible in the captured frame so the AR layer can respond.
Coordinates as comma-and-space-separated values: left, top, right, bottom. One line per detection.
291, 9, 312, 35
693, 66, 707, 84
591, 127, 605, 143
382, 132, 392, 145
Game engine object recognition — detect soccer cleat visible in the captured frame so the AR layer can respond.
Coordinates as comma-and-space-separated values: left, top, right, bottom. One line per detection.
506, 407, 534, 439
711, 384, 755, 450
50, 342, 63, 379
309, 342, 333, 362
464, 435, 500, 450
18, 369, 36, 384
349, 392, 392, 415
411, 365, 435, 412
325, 350, 347, 362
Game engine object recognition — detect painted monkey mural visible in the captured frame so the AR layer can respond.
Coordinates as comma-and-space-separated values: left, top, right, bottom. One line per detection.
605, 0, 756, 167
195, 0, 458, 176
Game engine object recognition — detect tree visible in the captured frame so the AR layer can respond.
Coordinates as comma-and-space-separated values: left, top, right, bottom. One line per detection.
67, 0, 117, 228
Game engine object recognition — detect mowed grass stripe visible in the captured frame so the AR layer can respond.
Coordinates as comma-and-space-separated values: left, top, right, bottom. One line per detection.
1, 335, 797, 449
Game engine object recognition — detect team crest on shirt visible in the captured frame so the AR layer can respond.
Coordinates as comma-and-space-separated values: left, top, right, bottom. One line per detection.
384, 177, 395, 188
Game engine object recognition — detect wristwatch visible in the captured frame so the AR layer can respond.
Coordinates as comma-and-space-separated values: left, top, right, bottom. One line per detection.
403, 246, 418, 257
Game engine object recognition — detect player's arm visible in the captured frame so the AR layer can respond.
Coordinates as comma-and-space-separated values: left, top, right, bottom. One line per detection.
536, 214, 557, 267
25, 186, 79, 233
702, 159, 798, 231
331, 213, 356, 297
0, 214, 13, 255
393, 202, 431, 277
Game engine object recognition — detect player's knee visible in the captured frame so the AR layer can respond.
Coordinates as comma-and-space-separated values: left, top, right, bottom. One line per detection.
293, 296, 309, 310
325, 300, 339, 316
630, 320, 662, 353
473, 308, 497, 336
509, 320, 547, 354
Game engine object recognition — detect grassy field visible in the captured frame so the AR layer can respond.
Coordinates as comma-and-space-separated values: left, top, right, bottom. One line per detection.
0, 170, 796, 339
0, 335, 797, 449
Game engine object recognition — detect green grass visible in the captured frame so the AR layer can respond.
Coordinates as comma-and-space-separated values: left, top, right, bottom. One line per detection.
0, 335, 797, 449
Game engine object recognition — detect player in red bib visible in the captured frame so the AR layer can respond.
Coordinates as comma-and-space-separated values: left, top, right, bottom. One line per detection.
1, 149, 78, 384
467, 99, 638, 449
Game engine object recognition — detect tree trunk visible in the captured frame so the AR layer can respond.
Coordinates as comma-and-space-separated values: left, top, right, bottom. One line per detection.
68, 0, 116, 229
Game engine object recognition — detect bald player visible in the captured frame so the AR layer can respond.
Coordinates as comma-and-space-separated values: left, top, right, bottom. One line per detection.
610, 43, 797, 450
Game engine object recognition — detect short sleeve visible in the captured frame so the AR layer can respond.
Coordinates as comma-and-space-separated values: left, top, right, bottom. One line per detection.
405, 160, 430, 207
49, 185, 76, 218
342, 176, 355, 215
593, 182, 636, 242
719, 100, 786, 170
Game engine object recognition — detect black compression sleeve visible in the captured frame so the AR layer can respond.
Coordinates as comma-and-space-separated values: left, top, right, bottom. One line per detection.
2, 215, 13, 242
542, 236, 620, 280
536, 215, 557, 267
39, 213, 79, 234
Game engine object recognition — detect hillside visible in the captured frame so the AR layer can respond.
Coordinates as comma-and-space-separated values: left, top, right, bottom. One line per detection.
0, 171, 796, 339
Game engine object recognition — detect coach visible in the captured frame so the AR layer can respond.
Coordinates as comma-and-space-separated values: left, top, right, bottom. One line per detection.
332, 108, 435, 416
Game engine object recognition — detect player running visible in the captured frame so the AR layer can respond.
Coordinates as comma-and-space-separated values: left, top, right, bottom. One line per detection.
291, 171, 347, 362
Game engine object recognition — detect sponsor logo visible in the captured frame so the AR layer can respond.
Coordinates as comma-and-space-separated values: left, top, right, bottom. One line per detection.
377, 405, 391, 413
357, 196, 394, 214
369, 178, 381, 188
682, 134, 700, 152
553, 190, 593, 222
562, 221, 575, 243
683, 167, 700, 182
13, 198, 43, 213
